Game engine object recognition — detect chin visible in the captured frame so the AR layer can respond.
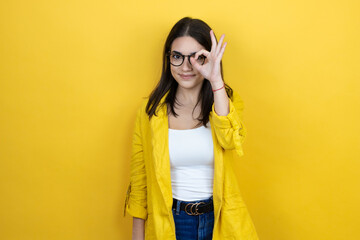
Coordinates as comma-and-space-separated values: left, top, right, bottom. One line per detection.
176, 79, 204, 90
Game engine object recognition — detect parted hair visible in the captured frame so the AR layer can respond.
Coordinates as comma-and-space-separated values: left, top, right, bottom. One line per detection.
145, 17, 233, 127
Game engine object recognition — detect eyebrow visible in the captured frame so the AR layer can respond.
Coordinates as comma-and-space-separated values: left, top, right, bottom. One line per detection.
172, 50, 197, 55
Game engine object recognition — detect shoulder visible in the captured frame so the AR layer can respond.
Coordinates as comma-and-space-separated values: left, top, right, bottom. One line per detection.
140, 97, 149, 112
230, 89, 245, 111
135, 97, 150, 119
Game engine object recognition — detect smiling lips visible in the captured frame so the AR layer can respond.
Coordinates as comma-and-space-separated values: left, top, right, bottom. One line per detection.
179, 74, 195, 79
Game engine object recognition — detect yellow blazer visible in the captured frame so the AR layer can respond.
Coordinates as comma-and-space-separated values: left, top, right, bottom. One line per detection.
124, 89, 259, 239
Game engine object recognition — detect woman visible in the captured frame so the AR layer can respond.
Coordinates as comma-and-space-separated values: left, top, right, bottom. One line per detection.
124, 17, 259, 240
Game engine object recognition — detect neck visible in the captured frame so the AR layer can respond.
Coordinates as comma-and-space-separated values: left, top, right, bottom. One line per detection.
175, 83, 203, 106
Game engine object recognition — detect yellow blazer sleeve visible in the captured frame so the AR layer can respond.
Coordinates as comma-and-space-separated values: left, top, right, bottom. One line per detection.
211, 91, 247, 157
124, 105, 147, 220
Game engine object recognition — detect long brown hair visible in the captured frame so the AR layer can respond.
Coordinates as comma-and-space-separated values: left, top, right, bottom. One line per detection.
146, 17, 233, 127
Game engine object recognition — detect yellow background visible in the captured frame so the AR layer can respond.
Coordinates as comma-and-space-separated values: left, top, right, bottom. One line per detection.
1, 0, 359, 239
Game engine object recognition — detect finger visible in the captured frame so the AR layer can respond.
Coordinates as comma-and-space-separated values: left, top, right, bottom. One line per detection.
190, 57, 201, 70
216, 34, 225, 55
210, 30, 217, 53
217, 42, 227, 61
194, 49, 210, 59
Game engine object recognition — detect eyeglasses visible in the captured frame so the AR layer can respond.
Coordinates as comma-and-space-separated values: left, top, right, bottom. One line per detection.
167, 51, 206, 67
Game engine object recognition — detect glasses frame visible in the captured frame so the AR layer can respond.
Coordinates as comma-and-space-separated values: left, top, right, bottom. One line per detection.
167, 51, 206, 67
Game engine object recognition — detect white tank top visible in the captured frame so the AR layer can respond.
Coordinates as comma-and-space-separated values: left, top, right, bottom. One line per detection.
168, 122, 214, 201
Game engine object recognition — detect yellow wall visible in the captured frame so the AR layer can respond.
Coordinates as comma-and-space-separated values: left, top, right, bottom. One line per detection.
1, 0, 359, 239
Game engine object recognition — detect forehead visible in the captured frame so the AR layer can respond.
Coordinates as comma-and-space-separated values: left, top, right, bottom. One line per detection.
171, 36, 205, 53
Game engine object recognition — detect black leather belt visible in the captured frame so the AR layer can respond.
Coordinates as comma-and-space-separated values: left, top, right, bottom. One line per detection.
172, 198, 214, 216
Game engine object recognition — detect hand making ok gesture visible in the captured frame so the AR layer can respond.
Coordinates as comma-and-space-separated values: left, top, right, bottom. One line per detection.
190, 30, 227, 84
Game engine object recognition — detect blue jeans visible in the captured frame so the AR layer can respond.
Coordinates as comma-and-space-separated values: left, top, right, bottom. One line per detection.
172, 196, 214, 240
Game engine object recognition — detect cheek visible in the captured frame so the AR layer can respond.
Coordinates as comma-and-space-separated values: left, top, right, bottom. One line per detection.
170, 66, 178, 78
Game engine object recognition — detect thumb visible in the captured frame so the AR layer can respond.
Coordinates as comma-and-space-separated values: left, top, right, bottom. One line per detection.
190, 57, 201, 71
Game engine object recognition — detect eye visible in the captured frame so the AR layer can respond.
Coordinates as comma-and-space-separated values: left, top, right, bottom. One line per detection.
172, 54, 182, 60
197, 55, 206, 61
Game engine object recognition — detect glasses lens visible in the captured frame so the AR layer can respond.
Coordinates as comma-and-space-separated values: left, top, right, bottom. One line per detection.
170, 53, 183, 66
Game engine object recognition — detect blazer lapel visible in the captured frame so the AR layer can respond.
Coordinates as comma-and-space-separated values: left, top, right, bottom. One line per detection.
149, 91, 173, 213
209, 112, 224, 226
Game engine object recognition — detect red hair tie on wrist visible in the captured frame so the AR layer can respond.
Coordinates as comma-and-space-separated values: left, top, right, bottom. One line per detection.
212, 83, 225, 92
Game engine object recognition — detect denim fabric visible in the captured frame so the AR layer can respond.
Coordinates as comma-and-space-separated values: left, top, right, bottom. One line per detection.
172, 196, 214, 240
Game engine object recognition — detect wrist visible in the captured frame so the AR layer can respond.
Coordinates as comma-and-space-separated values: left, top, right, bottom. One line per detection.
210, 80, 224, 91
209, 76, 223, 84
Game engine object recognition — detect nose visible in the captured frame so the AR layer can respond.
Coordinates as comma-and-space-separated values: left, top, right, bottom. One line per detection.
181, 56, 193, 71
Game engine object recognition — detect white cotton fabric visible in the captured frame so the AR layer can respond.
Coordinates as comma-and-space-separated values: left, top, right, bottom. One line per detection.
168, 122, 214, 201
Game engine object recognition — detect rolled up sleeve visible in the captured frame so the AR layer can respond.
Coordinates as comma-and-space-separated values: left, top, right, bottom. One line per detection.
211, 92, 247, 157
124, 106, 148, 220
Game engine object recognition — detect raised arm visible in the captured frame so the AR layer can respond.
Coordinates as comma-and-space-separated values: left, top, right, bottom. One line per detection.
211, 91, 247, 157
